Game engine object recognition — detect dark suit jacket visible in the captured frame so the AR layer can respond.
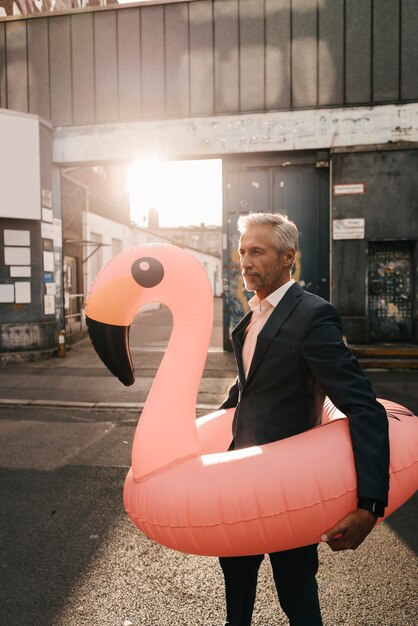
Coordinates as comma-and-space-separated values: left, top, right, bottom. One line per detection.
221, 282, 390, 505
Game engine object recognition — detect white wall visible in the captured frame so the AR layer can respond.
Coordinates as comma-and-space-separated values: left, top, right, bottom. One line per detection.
0, 109, 41, 220
83, 212, 222, 297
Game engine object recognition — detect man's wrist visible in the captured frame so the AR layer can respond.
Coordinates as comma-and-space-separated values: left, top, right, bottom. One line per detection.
357, 498, 385, 518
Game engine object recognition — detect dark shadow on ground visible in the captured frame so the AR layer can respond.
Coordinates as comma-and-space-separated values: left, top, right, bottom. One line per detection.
0, 465, 126, 626
367, 371, 418, 554
385, 490, 418, 555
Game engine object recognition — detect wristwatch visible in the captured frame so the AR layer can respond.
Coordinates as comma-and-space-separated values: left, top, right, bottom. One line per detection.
357, 498, 385, 518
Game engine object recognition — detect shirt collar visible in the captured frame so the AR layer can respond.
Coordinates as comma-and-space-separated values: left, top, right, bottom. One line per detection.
248, 279, 295, 312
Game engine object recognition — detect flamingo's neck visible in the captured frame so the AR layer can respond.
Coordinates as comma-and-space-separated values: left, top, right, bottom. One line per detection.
131, 297, 213, 479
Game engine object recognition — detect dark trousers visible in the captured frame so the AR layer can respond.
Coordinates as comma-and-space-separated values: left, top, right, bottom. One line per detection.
219, 544, 322, 626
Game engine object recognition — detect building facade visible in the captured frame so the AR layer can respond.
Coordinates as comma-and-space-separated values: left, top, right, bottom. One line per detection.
1, 0, 417, 352
146, 223, 221, 258
0, 110, 63, 361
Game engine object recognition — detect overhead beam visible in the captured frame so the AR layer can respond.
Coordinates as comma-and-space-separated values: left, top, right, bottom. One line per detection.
53, 103, 418, 166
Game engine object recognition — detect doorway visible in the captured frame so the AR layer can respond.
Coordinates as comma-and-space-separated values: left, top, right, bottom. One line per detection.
63, 255, 84, 337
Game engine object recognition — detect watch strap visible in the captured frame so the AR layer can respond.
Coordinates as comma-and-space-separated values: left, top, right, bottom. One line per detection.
357, 498, 385, 518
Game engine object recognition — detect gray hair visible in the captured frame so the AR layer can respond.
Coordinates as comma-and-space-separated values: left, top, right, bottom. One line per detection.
237, 212, 299, 253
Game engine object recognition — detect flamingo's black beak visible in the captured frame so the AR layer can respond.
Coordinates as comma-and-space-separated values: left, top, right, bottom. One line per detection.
86, 317, 135, 386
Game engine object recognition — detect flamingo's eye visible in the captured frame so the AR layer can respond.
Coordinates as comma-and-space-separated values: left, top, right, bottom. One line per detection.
131, 257, 164, 288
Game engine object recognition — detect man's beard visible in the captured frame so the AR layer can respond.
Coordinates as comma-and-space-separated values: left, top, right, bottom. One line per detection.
243, 273, 263, 292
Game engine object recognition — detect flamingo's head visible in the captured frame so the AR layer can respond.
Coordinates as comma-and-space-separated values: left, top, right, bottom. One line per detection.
85, 243, 211, 386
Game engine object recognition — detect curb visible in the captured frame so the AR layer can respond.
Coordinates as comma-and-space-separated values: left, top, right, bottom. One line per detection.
0, 398, 220, 412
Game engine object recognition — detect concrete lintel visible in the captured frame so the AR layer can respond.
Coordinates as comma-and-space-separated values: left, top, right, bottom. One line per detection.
53, 103, 418, 165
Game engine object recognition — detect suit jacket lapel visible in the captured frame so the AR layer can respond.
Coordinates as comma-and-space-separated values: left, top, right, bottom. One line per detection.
246, 283, 303, 384
231, 310, 252, 386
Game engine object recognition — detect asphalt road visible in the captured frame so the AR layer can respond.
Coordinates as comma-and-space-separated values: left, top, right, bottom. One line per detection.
1, 457, 416, 626
0, 301, 417, 626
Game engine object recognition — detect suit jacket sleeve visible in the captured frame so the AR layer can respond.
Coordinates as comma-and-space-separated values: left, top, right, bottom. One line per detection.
301, 301, 390, 505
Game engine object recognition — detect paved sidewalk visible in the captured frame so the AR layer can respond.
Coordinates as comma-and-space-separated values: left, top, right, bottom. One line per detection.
0, 300, 417, 626
0, 298, 417, 414
0, 301, 236, 412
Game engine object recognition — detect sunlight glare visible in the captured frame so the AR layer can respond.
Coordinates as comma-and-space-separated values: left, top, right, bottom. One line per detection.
129, 158, 222, 228
201, 447, 263, 466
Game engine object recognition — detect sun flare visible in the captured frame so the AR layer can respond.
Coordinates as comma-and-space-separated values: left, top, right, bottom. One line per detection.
129, 158, 222, 228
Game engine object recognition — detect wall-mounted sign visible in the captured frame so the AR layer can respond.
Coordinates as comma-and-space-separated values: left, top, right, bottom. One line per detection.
43, 251, 54, 272
44, 294, 55, 315
43, 272, 55, 283
334, 183, 365, 196
45, 283, 56, 296
10, 266, 31, 278
41, 189, 52, 208
4, 247, 31, 265
0, 112, 41, 220
15, 282, 31, 304
333, 218, 365, 240
41, 222, 54, 240
4, 230, 30, 246
42, 207, 53, 223
0, 284, 14, 303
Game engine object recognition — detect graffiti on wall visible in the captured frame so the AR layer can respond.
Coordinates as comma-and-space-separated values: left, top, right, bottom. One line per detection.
368, 242, 414, 342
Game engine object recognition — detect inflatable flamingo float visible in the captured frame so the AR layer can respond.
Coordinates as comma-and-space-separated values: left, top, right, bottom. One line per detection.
85, 244, 418, 557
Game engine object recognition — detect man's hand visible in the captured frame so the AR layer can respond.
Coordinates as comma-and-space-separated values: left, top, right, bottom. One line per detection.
320, 508, 377, 551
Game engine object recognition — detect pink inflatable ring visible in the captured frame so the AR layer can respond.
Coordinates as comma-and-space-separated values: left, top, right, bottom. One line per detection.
85, 244, 418, 557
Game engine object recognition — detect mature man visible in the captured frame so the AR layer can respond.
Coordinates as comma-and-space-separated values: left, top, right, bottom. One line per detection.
219, 212, 389, 626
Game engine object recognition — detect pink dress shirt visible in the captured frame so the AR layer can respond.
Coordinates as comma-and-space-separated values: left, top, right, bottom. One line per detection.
242, 279, 295, 378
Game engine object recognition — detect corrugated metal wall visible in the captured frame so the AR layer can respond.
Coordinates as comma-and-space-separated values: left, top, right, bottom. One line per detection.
0, 0, 417, 127
332, 147, 418, 343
